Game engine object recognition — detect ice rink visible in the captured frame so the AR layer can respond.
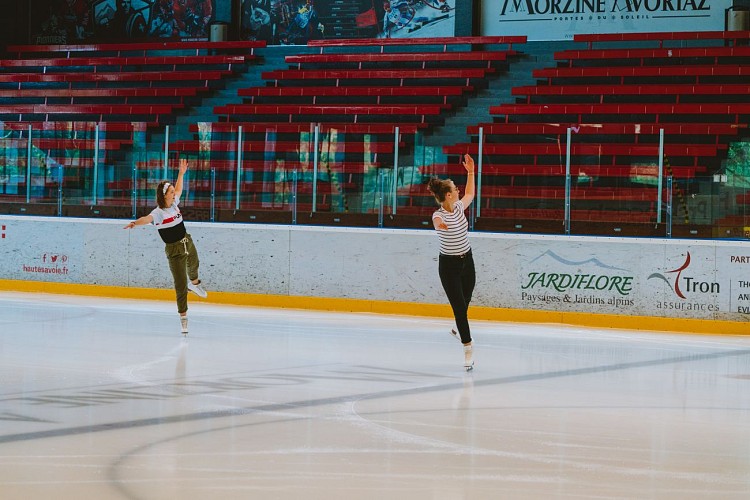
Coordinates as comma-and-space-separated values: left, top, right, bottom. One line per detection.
1, 291, 749, 499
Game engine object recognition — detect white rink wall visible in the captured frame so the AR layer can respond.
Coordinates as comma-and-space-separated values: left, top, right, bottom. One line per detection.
0, 215, 749, 323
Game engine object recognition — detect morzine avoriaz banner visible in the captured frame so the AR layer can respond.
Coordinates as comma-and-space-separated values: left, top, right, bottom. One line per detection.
482, 0, 730, 41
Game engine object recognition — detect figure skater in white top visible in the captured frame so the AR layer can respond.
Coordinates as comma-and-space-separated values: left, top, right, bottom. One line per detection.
123, 158, 207, 335
428, 154, 476, 370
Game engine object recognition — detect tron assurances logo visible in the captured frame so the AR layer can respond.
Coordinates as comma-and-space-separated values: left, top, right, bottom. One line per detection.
648, 252, 720, 311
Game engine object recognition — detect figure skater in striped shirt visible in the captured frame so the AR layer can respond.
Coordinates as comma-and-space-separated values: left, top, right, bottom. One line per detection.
123, 158, 207, 335
428, 154, 476, 370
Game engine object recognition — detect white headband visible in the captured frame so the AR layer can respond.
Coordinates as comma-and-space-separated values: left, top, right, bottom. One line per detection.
162, 182, 171, 195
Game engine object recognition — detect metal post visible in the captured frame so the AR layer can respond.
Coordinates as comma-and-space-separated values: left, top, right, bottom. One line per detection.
378, 168, 384, 228
292, 169, 298, 224
392, 126, 399, 215
476, 126, 484, 219
25, 124, 32, 203
57, 162, 63, 217
132, 163, 137, 219
656, 128, 664, 223
666, 176, 673, 238
235, 125, 243, 211
564, 128, 572, 235
312, 124, 319, 213
163, 125, 170, 178
92, 123, 100, 205
210, 167, 216, 222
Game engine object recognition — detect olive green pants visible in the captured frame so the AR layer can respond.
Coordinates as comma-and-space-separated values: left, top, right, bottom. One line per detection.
164, 233, 200, 314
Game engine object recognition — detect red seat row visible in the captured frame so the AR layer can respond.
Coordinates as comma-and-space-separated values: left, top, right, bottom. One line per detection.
0, 70, 231, 83
0, 103, 180, 120
170, 138, 403, 154
444, 143, 719, 168
6, 40, 266, 57
421, 163, 698, 179
133, 158, 382, 173
554, 46, 750, 63
285, 50, 512, 68
307, 36, 526, 51
490, 102, 750, 118
466, 122, 746, 137
402, 185, 662, 202
261, 67, 493, 82
573, 30, 750, 48
215, 103, 446, 121
0, 87, 202, 99
533, 64, 750, 80
476, 207, 655, 223
513, 83, 750, 98
0, 54, 252, 70
188, 122, 425, 135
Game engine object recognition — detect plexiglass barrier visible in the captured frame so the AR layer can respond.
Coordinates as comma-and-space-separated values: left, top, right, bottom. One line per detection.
0, 121, 748, 239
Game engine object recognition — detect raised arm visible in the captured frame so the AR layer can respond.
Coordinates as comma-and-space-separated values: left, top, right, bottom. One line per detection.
174, 158, 188, 199
460, 154, 475, 208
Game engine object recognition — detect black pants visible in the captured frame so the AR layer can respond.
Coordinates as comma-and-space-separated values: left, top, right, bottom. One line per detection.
438, 250, 476, 344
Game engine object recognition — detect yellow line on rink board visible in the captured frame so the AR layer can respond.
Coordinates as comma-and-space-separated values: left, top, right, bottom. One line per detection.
0, 279, 746, 335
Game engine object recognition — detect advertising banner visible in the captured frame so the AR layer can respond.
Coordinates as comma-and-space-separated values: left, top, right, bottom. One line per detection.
482, 0, 730, 41
240, 0, 456, 44
31, 0, 216, 44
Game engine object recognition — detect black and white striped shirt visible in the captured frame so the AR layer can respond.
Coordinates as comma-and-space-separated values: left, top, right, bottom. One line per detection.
432, 199, 471, 255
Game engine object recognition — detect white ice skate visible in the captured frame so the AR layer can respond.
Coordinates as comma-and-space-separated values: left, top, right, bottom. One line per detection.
180, 315, 188, 335
463, 343, 474, 371
187, 280, 208, 298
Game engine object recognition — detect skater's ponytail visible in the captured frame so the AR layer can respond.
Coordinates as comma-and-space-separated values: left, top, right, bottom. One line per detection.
427, 176, 453, 204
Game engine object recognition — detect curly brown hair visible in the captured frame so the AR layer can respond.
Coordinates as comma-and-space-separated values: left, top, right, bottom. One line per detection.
427, 176, 453, 204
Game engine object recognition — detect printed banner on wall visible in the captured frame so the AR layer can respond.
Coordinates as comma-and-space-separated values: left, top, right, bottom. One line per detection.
503, 239, 748, 321
482, 0, 730, 41
240, 0, 456, 45
31, 0, 215, 44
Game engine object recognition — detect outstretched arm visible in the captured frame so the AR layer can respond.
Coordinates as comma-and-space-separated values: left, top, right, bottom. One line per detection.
174, 158, 188, 199
460, 154, 475, 208
123, 214, 154, 229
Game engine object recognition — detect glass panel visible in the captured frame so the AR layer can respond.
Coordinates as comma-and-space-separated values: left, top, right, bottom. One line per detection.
708, 140, 750, 239
311, 126, 380, 216
567, 128, 660, 237
0, 124, 30, 204
0, 119, 746, 241
387, 129, 453, 228
251, 124, 312, 213
98, 122, 149, 216
28, 125, 62, 207
131, 123, 167, 218
44, 122, 97, 209
188, 122, 306, 223
164, 122, 218, 221
473, 128, 566, 234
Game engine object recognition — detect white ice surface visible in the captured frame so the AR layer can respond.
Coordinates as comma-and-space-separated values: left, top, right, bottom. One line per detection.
1, 291, 750, 499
